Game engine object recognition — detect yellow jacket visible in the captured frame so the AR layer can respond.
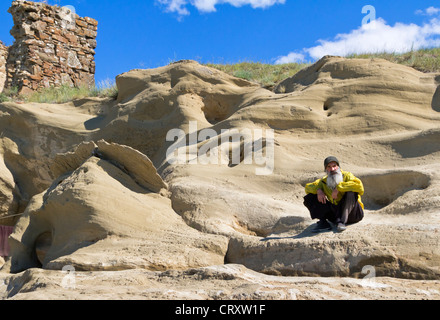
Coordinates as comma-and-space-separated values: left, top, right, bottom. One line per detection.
305, 170, 364, 209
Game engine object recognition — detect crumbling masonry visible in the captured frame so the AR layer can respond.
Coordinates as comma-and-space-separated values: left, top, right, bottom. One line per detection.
0, 1, 97, 95
0, 41, 7, 93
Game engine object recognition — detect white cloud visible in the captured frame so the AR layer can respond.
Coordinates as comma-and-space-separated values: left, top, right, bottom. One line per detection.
275, 14, 440, 64
157, 0, 190, 15
157, 0, 285, 15
274, 52, 305, 64
426, 6, 440, 16
193, 0, 218, 12
416, 6, 440, 16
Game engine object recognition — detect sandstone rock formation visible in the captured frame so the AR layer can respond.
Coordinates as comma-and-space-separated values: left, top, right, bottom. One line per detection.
0, 57, 439, 299
2, 264, 439, 300
9, 149, 226, 273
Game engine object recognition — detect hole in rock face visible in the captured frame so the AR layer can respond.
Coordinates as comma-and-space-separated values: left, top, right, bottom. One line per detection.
35, 231, 53, 266
202, 96, 229, 123
361, 171, 430, 210
431, 85, 440, 112
202, 94, 242, 124
323, 98, 336, 112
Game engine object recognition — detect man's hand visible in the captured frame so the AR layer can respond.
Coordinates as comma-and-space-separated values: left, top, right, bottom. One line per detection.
332, 188, 339, 200
317, 189, 327, 204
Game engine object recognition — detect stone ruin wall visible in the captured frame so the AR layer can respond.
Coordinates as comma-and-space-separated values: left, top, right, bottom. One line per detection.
0, 41, 7, 93
1, 1, 98, 95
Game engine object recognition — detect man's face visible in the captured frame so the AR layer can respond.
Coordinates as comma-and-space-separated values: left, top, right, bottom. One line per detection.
326, 161, 339, 175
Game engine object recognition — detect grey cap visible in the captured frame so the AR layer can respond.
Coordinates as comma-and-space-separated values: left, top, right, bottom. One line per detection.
324, 156, 339, 168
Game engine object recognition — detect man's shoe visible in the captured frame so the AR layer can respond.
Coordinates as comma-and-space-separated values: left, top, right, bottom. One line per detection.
337, 222, 347, 232
312, 220, 332, 233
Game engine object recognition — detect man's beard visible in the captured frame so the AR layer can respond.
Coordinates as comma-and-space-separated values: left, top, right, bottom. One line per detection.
327, 168, 343, 190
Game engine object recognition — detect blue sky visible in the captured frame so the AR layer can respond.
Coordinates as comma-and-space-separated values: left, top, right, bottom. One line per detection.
1, 0, 440, 84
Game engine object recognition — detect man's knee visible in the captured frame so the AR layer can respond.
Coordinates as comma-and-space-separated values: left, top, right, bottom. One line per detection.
304, 193, 332, 220
304, 193, 317, 203
345, 192, 356, 201
344, 192, 364, 224
303, 193, 317, 211
347, 205, 364, 224
343, 192, 358, 210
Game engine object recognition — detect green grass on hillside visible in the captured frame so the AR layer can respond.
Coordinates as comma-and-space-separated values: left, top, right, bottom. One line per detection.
347, 48, 440, 73
205, 62, 309, 89
0, 79, 118, 104
1, 48, 440, 104
205, 48, 440, 88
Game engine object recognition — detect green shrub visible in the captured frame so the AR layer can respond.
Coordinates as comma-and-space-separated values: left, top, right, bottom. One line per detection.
347, 48, 440, 73
22, 80, 118, 104
94, 78, 118, 100
206, 61, 309, 88
0, 93, 9, 103
25, 85, 94, 103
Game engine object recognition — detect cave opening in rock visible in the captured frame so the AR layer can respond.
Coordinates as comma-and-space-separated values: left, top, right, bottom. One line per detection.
34, 231, 53, 267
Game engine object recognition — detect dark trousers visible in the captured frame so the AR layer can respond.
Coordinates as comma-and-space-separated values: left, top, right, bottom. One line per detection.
303, 192, 364, 225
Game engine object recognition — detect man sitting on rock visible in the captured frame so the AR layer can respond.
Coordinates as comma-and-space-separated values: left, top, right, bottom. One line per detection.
303, 156, 364, 233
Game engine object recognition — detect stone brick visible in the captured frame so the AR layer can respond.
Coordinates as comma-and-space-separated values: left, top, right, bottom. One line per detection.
84, 17, 98, 26
64, 33, 78, 44
52, 34, 68, 44
42, 16, 55, 24
35, 30, 50, 41
31, 20, 47, 31
75, 19, 88, 28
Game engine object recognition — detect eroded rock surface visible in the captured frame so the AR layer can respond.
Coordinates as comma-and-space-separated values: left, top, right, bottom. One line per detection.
0, 58, 439, 299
